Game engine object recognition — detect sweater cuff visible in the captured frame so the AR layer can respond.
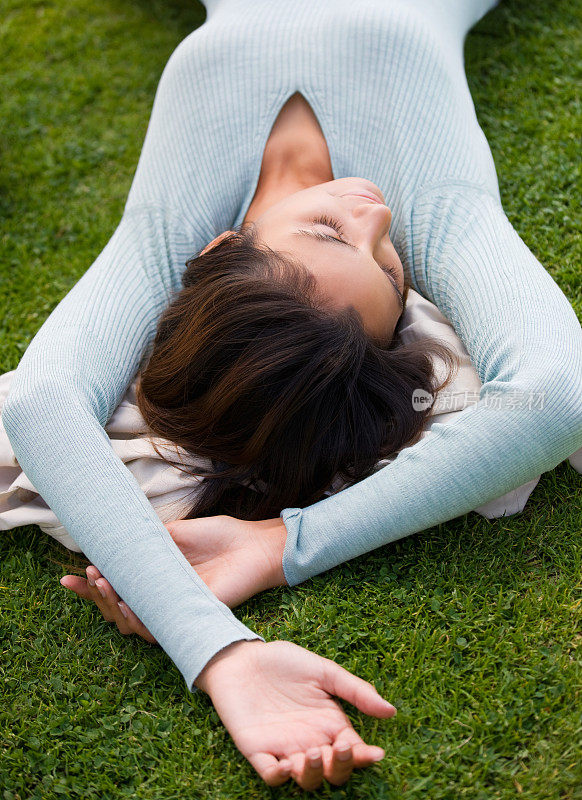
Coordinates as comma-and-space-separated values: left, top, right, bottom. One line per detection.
279, 508, 303, 587
185, 629, 266, 695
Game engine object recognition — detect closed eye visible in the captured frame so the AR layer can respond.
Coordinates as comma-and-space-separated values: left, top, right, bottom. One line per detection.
292, 217, 404, 311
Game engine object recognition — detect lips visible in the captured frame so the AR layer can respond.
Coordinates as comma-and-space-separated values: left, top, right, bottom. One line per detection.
343, 191, 385, 205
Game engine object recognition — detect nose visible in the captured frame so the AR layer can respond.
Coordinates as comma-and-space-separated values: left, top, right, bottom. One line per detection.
350, 199, 392, 242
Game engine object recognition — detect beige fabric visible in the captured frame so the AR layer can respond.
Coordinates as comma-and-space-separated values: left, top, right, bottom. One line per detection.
2, 288, 580, 553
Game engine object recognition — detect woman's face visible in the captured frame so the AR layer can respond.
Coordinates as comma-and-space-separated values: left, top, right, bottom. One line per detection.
206, 178, 407, 341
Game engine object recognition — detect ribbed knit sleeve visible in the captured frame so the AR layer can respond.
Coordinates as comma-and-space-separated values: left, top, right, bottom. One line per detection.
1, 205, 264, 693
279, 182, 582, 586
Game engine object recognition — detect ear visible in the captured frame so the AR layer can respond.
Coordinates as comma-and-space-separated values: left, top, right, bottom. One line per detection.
200, 230, 235, 256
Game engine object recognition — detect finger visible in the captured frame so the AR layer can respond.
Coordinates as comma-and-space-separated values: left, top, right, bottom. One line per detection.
246, 752, 292, 787
324, 740, 355, 786
322, 659, 397, 719
334, 726, 386, 766
86, 567, 124, 623
295, 747, 325, 791
83, 567, 120, 624
60, 575, 95, 601
61, 571, 129, 634
117, 601, 158, 644
60, 574, 119, 626
85, 565, 122, 622
94, 578, 133, 635
89, 569, 157, 643
66, 571, 153, 642
86, 564, 104, 580
94, 576, 120, 604
88, 567, 120, 601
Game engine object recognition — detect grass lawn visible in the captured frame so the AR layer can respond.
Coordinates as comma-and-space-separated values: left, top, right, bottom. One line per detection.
1, 0, 581, 797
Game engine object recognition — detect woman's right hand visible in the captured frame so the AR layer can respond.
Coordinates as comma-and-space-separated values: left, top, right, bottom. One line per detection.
60, 514, 288, 643
195, 638, 396, 791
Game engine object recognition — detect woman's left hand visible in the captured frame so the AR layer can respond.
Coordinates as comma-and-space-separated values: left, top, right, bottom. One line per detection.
60, 565, 158, 643
59, 514, 289, 642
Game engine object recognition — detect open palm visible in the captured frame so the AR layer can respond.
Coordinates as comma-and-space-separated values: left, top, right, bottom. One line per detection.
202, 639, 396, 790
165, 515, 284, 607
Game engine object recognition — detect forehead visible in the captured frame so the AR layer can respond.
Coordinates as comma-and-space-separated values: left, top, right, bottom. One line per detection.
271, 228, 401, 339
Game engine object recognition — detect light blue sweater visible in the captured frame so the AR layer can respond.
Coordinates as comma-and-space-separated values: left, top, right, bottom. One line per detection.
3, 0, 582, 694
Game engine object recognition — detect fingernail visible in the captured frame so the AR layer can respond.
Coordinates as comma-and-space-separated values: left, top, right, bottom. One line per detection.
96, 581, 106, 599
337, 747, 351, 762
372, 748, 385, 761
118, 602, 128, 619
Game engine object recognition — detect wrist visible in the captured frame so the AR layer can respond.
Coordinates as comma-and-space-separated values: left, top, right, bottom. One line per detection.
251, 516, 289, 588
194, 639, 266, 694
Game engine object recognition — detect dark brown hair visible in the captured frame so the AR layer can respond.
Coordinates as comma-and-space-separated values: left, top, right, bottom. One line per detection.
55, 222, 458, 572
131, 222, 458, 522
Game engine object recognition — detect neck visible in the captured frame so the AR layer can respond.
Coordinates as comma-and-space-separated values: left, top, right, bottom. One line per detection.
243, 137, 334, 224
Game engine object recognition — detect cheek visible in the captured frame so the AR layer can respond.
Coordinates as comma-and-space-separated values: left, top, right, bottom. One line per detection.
389, 244, 405, 282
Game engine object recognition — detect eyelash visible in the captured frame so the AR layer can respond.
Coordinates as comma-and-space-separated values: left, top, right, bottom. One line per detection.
311, 214, 401, 285
312, 214, 346, 237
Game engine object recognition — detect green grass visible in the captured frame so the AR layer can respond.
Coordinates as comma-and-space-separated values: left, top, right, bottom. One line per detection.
1, 1, 581, 797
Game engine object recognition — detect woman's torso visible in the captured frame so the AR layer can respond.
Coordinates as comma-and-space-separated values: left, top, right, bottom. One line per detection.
126, 0, 501, 263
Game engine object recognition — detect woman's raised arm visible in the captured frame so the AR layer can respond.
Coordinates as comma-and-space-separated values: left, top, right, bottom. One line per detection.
1, 204, 265, 692
278, 182, 582, 586
1, 28, 268, 691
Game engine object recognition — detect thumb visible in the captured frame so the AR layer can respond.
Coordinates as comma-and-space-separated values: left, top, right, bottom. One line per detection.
164, 519, 193, 546
322, 659, 397, 718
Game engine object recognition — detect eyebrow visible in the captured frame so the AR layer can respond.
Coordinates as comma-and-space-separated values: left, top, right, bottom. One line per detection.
292, 229, 404, 311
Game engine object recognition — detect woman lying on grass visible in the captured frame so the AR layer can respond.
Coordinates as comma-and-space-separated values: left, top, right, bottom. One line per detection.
3, 0, 581, 791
